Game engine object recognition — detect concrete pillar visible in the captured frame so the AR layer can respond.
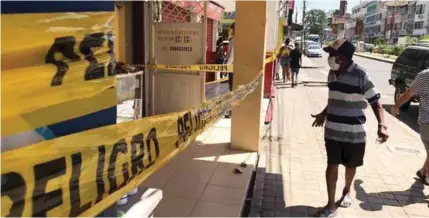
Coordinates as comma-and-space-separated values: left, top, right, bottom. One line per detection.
231, 1, 266, 152
114, 2, 133, 63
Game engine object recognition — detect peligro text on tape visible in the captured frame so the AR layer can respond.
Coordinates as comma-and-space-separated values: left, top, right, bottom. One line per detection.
1, 71, 263, 217
149, 64, 233, 73
134, 48, 279, 74
2, 12, 117, 137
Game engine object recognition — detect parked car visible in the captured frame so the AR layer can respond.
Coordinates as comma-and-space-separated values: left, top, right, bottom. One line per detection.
389, 46, 429, 109
302, 41, 315, 54
305, 44, 323, 57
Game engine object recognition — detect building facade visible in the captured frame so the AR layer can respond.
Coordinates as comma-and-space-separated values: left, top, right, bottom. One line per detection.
348, 1, 368, 40
363, 1, 387, 42
347, 1, 429, 43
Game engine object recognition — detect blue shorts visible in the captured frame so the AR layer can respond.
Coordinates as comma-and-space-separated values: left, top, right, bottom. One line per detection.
280, 57, 289, 66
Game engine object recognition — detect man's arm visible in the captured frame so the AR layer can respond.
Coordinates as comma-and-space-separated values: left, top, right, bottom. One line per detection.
392, 73, 422, 114
320, 106, 327, 115
370, 101, 385, 127
394, 89, 415, 108
363, 73, 389, 141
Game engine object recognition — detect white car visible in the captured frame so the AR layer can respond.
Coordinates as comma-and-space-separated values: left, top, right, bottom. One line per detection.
305, 45, 323, 57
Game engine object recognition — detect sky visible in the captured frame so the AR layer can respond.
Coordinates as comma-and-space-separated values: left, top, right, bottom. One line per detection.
294, 0, 361, 24
217, 0, 363, 24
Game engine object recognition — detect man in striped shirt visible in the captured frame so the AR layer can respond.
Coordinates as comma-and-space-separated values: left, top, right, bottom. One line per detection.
312, 40, 389, 217
392, 69, 429, 186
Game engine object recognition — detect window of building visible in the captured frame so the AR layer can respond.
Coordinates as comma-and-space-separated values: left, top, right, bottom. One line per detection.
377, 13, 382, 21
415, 21, 424, 29
416, 4, 425, 15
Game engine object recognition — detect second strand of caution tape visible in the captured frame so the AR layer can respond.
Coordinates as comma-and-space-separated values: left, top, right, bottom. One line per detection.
132, 52, 280, 73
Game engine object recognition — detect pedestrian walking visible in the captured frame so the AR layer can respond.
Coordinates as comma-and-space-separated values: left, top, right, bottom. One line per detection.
224, 23, 235, 91
311, 39, 389, 217
224, 23, 235, 118
277, 38, 292, 83
289, 42, 302, 88
392, 70, 429, 185
216, 34, 227, 78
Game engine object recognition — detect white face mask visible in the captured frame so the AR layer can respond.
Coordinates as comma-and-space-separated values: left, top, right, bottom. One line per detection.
328, 57, 340, 70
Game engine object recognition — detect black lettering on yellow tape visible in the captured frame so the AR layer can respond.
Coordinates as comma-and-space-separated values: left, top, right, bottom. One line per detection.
1, 128, 161, 217
164, 65, 191, 70
0, 71, 263, 217
198, 65, 229, 72
46, 32, 115, 87
1, 172, 26, 217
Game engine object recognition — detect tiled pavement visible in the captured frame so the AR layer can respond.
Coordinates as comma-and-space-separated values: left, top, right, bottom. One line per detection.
258, 70, 429, 217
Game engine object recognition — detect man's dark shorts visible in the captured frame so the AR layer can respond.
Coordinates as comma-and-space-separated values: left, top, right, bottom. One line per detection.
291, 68, 299, 74
325, 138, 366, 167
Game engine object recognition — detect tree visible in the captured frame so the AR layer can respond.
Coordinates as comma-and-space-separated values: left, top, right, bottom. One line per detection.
405, 35, 417, 45
304, 9, 327, 38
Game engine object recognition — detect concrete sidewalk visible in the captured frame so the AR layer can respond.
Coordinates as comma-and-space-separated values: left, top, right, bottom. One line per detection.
257, 69, 429, 217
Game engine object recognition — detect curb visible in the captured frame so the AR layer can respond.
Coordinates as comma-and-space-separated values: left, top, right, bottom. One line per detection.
354, 53, 395, 64
384, 107, 421, 140
301, 66, 320, 69
248, 152, 266, 217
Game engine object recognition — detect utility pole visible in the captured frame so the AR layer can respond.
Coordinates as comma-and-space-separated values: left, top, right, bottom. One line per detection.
301, 0, 306, 52
295, 5, 298, 24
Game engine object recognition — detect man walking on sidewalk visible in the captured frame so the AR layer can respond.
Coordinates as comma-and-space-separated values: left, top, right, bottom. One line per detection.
392, 70, 429, 185
225, 23, 235, 92
289, 42, 302, 88
311, 39, 389, 217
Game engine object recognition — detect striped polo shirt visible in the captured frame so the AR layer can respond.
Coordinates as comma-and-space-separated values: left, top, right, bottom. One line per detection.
325, 62, 381, 144
410, 69, 429, 124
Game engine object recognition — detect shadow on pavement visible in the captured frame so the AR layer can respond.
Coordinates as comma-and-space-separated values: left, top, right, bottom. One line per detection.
354, 179, 428, 211
383, 104, 419, 133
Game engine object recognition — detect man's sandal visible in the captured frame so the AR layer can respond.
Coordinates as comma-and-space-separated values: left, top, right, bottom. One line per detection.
319, 207, 338, 217
339, 195, 352, 208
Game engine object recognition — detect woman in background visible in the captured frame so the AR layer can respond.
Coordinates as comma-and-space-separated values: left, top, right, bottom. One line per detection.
277, 38, 292, 83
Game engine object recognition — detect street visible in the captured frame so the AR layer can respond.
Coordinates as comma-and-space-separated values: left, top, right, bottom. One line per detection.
303, 53, 420, 133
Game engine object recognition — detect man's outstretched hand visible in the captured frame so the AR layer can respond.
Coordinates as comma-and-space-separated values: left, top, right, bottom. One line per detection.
311, 113, 326, 127
377, 125, 389, 143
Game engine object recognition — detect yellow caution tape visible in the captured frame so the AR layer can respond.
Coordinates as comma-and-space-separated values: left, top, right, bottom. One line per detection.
264, 47, 281, 64
1, 9, 286, 216
152, 64, 233, 73
1, 13, 117, 137
1, 71, 263, 217
139, 45, 280, 73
